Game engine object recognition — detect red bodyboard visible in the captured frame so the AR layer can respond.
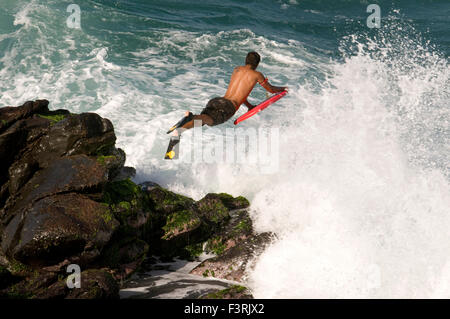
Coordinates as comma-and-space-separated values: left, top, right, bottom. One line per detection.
234, 90, 287, 125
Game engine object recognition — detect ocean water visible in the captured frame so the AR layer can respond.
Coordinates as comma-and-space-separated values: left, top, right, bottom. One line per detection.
0, 0, 449, 298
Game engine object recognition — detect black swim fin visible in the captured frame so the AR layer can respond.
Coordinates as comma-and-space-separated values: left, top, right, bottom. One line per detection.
164, 135, 181, 160
167, 112, 194, 134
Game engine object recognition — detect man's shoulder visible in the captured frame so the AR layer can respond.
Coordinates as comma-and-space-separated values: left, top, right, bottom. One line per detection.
253, 70, 265, 81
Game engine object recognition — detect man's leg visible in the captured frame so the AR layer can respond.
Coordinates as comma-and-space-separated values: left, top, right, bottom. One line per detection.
181, 113, 213, 129
172, 112, 213, 135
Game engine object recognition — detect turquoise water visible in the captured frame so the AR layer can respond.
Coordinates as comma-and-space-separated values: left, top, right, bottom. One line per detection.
1, 0, 449, 298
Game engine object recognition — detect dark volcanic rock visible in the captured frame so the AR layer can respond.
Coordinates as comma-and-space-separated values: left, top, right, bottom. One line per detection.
0, 100, 130, 298
206, 193, 250, 211
0, 265, 19, 290
28, 269, 119, 299
137, 187, 255, 260
1, 154, 109, 226
204, 209, 254, 255
145, 184, 195, 216
65, 269, 119, 299
103, 178, 152, 231
200, 285, 254, 299
100, 237, 149, 280
0, 100, 50, 194
8, 155, 107, 206
113, 166, 136, 182
32, 112, 116, 168
0, 117, 50, 189
1, 193, 119, 266
97, 147, 126, 180
190, 232, 275, 282
0, 271, 58, 299
0, 100, 49, 134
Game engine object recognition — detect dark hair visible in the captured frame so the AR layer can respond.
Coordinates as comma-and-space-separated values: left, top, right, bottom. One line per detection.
245, 52, 260, 70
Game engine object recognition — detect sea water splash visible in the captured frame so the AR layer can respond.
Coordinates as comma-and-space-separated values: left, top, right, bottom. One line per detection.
248, 20, 450, 298
0, 1, 449, 298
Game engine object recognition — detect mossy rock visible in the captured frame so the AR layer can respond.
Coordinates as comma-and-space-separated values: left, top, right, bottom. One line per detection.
97, 155, 117, 166
36, 109, 70, 126
96, 148, 126, 179
32, 269, 120, 299
103, 178, 143, 205
145, 185, 195, 216
195, 193, 231, 228
0, 271, 58, 299
103, 178, 151, 228
157, 209, 214, 259
162, 209, 201, 240
201, 285, 253, 299
94, 142, 116, 157
215, 193, 250, 210
66, 269, 119, 299
6, 259, 33, 277
100, 236, 149, 270
205, 237, 227, 256
183, 242, 204, 260
0, 265, 19, 290
204, 210, 253, 256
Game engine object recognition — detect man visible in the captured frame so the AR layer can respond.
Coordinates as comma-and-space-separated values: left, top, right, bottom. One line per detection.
164, 51, 287, 159
167, 51, 287, 134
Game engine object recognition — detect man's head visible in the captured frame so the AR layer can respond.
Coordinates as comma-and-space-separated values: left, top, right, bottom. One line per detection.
245, 51, 260, 70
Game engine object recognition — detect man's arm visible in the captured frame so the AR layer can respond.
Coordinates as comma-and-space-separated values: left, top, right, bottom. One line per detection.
256, 72, 287, 94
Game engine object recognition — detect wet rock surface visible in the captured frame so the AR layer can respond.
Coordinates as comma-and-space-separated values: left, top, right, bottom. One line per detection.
190, 232, 275, 282
0, 100, 264, 299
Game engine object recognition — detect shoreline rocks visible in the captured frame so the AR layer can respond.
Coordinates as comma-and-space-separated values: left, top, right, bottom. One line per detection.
0, 100, 269, 299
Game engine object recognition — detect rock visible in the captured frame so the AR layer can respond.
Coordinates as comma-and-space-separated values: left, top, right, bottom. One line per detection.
195, 193, 231, 230
0, 117, 48, 190
0, 271, 58, 299
139, 181, 160, 191
0, 101, 133, 298
0, 265, 19, 290
158, 208, 204, 259
141, 184, 198, 258
34, 109, 71, 126
65, 269, 120, 299
1, 193, 119, 266
145, 185, 195, 216
112, 166, 136, 182
199, 285, 254, 299
0, 100, 49, 134
204, 209, 254, 255
211, 193, 250, 210
8, 153, 40, 196
190, 232, 275, 282
100, 237, 149, 280
32, 112, 116, 169
141, 190, 253, 260
2, 155, 109, 222
96, 147, 126, 181
103, 178, 152, 231
33, 268, 119, 299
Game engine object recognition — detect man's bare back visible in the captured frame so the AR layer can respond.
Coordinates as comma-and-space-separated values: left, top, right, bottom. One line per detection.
224, 65, 286, 111
167, 51, 287, 134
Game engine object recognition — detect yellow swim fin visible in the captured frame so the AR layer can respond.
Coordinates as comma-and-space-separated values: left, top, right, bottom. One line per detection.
164, 136, 180, 160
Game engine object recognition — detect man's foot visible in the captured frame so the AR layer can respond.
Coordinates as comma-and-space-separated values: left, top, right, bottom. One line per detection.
164, 135, 181, 160
166, 111, 194, 134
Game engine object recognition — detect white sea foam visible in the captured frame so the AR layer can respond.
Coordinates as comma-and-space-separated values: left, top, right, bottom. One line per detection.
246, 29, 450, 298
13, 1, 34, 27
